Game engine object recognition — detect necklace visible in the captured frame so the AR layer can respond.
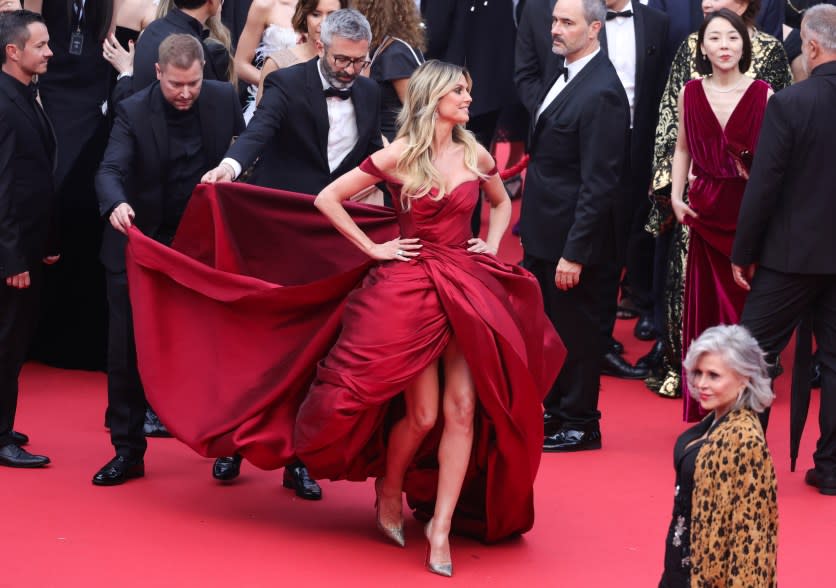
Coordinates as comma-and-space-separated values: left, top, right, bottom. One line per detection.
707, 75, 746, 94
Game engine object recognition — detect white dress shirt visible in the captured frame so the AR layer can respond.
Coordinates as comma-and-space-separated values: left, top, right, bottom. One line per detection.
221, 59, 360, 179
605, 8, 638, 127
535, 48, 600, 123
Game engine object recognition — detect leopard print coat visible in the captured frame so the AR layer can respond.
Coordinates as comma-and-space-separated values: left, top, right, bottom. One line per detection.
690, 409, 778, 587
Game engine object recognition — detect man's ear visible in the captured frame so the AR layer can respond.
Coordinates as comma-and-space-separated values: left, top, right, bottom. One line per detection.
155, 63, 162, 80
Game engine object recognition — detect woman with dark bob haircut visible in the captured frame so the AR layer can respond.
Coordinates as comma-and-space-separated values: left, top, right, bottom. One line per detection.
659, 324, 777, 586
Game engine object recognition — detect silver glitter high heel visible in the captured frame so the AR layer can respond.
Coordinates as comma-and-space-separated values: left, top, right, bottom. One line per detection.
374, 477, 405, 547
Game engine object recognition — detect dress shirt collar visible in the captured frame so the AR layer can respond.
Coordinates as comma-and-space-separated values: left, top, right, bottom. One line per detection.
565, 47, 600, 83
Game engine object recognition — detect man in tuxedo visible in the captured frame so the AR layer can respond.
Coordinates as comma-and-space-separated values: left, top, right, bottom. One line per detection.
0, 9, 57, 468
92, 33, 245, 486
649, 0, 784, 68
201, 8, 381, 499
520, 0, 629, 452
732, 4, 836, 496
597, 0, 669, 378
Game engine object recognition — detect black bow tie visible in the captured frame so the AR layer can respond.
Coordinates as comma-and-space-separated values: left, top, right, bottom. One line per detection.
557, 66, 569, 82
324, 86, 352, 100
606, 9, 633, 20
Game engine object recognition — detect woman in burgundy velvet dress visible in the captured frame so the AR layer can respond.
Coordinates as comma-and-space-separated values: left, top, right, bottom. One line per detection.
296, 60, 563, 576
670, 9, 772, 421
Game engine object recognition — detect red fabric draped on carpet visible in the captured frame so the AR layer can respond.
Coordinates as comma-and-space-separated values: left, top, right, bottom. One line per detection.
125, 180, 563, 542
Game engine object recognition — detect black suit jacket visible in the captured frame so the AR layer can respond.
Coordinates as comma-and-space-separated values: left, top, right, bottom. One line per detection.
0, 73, 58, 278
422, 0, 517, 117
648, 0, 783, 69
225, 58, 383, 193
732, 61, 836, 274
131, 9, 230, 92
519, 51, 630, 266
600, 1, 669, 190
514, 0, 562, 116
96, 80, 245, 272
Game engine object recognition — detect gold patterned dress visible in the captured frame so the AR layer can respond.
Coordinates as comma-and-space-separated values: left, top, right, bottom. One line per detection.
645, 30, 791, 401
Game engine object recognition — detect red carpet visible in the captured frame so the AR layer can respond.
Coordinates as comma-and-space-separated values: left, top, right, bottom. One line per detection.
3, 193, 835, 586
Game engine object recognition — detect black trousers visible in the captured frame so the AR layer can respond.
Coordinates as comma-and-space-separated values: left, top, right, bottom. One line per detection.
622, 191, 655, 316
0, 265, 44, 446
105, 270, 147, 459
525, 254, 602, 430
740, 267, 836, 475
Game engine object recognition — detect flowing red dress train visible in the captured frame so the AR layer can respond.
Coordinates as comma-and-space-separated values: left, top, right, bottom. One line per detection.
681, 79, 768, 421
125, 160, 564, 543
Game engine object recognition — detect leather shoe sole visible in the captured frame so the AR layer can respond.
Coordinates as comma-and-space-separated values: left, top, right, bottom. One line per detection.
805, 468, 836, 496
213, 455, 243, 481
92, 456, 145, 486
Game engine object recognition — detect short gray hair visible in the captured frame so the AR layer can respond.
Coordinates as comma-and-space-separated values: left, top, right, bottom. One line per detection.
684, 324, 774, 414
581, 0, 606, 25
320, 8, 372, 47
802, 4, 836, 53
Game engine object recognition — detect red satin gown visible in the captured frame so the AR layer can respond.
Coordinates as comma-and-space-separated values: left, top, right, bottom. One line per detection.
124, 158, 564, 543
681, 79, 769, 421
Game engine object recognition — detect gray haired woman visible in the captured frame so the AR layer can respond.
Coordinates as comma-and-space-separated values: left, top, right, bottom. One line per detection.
659, 324, 778, 587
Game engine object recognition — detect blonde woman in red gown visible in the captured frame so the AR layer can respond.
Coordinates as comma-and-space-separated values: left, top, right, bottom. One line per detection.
295, 59, 563, 576
670, 10, 772, 422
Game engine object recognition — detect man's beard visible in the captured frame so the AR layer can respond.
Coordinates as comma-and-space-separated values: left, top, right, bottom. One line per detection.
320, 55, 356, 90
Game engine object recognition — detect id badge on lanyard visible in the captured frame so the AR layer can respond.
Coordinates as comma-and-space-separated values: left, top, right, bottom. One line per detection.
69, 0, 84, 55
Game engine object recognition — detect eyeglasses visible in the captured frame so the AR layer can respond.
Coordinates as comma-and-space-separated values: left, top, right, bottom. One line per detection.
331, 54, 372, 71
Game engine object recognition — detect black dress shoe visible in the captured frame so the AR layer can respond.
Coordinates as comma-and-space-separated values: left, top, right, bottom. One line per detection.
635, 339, 665, 371
282, 463, 322, 500
544, 411, 561, 437
92, 455, 145, 486
633, 315, 656, 341
609, 338, 625, 355
0, 443, 50, 468
213, 454, 243, 481
143, 408, 172, 438
805, 468, 836, 496
543, 429, 602, 452
9, 430, 29, 446
601, 352, 650, 379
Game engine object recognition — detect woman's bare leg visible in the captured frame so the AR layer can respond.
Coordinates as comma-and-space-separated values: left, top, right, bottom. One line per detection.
378, 359, 440, 529
427, 337, 476, 571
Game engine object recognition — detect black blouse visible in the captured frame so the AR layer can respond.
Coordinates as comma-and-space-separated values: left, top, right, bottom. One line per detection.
370, 39, 424, 141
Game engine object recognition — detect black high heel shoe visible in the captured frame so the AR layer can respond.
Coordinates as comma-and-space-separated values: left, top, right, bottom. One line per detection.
424, 519, 453, 577
374, 477, 405, 547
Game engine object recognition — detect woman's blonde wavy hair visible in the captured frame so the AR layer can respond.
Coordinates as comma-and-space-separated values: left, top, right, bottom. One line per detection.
394, 60, 485, 209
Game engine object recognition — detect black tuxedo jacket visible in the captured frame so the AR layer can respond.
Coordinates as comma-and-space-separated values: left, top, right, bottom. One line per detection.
732, 61, 836, 274
514, 0, 562, 116
519, 51, 630, 266
225, 58, 383, 193
600, 1, 669, 189
96, 80, 245, 272
0, 73, 58, 278
648, 0, 783, 69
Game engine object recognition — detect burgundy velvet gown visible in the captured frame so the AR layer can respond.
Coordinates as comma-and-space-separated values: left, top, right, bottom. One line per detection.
681, 79, 769, 421
124, 160, 564, 543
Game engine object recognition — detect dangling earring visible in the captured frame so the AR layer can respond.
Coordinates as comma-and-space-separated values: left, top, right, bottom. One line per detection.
701, 53, 708, 61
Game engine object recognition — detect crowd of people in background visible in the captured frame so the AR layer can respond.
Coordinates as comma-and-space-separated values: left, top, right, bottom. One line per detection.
2, 0, 836, 583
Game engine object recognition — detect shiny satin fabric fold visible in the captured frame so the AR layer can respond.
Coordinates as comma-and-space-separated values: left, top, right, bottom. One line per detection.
125, 176, 564, 543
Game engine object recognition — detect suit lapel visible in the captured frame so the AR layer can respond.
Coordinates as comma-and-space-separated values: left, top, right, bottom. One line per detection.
633, 0, 646, 109
148, 85, 170, 180
534, 53, 602, 139
530, 59, 565, 138
0, 77, 55, 170
307, 58, 331, 169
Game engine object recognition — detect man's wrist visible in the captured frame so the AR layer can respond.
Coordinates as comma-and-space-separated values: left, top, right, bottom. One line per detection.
116, 71, 132, 80
219, 158, 241, 180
